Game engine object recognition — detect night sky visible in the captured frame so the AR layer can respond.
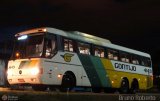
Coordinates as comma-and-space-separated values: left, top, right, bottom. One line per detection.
0, 0, 160, 74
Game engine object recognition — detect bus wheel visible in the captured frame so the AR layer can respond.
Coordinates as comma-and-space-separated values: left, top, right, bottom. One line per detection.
32, 85, 47, 91
92, 87, 101, 93
119, 79, 129, 94
130, 80, 139, 94
60, 73, 76, 92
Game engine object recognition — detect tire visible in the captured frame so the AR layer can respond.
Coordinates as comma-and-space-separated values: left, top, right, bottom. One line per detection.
32, 85, 47, 91
119, 79, 129, 94
59, 73, 76, 92
130, 80, 139, 94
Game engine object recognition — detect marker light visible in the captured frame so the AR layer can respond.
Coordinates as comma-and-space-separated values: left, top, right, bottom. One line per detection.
58, 74, 62, 78
18, 35, 28, 40
38, 28, 47, 32
7, 70, 13, 76
31, 68, 39, 75
43, 28, 47, 32
16, 52, 20, 58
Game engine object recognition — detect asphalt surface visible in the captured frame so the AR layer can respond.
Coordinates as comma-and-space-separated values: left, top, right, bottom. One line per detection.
1, 87, 160, 101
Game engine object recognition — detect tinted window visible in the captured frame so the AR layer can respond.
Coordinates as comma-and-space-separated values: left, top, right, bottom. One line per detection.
78, 42, 90, 55
108, 49, 119, 60
120, 52, 131, 63
94, 46, 105, 57
64, 39, 74, 52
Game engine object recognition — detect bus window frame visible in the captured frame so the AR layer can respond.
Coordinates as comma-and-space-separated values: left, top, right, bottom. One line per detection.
12, 33, 45, 59
43, 33, 57, 59
140, 56, 152, 67
131, 54, 141, 65
119, 51, 131, 63
107, 48, 119, 61
93, 45, 106, 58
62, 37, 75, 52
77, 41, 91, 55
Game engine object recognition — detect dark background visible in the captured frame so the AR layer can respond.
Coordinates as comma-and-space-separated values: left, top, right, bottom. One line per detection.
0, 0, 160, 75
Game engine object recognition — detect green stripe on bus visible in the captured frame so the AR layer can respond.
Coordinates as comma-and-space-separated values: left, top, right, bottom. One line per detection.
90, 56, 111, 87
78, 54, 102, 87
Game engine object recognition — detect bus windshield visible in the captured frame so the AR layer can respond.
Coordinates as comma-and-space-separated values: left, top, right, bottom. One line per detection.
12, 34, 44, 59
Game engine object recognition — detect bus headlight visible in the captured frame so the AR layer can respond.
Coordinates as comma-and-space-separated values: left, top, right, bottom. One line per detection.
31, 68, 39, 75
7, 70, 13, 76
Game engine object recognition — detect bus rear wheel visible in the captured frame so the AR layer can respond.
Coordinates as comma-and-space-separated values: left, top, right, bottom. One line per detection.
119, 79, 129, 94
59, 73, 76, 92
130, 80, 139, 94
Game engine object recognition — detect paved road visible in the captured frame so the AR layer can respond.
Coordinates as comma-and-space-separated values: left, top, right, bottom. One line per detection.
0, 87, 160, 101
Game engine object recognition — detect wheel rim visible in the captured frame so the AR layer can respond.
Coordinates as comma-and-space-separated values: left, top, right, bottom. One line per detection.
131, 81, 139, 93
61, 74, 75, 91
121, 80, 129, 93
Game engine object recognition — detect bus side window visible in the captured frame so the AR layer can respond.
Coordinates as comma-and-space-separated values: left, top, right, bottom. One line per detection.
141, 57, 145, 66
64, 39, 74, 52
108, 50, 113, 59
141, 57, 151, 67
108, 49, 118, 60
45, 35, 56, 58
147, 58, 151, 67
64, 39, 69, 51
132, 55, 139, 65
120, 52, 126, 62
120, 52, 131, 63
78, 42, 90, 55
125, 54, 130, 63
69, 40, 73, 52
94, 46, 105, 58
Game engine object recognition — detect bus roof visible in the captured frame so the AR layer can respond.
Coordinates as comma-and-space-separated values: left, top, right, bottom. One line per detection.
15, 27, 151, 58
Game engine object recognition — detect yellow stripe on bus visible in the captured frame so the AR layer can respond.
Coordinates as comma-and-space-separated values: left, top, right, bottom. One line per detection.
101, 58, 114, 70
101, 58, 152, 90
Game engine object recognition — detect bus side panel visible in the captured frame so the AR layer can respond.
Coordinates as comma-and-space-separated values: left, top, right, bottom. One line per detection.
40, 52, 92, 87
90, 56, 111, 88
78, 54, 112, 88
101, 58, 120, 88
78, 54, 102, 87
101, 58, 152, 90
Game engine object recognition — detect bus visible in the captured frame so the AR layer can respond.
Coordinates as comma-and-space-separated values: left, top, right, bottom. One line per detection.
7, 27, 153, 93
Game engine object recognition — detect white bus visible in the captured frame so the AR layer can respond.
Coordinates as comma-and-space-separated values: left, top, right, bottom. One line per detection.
7, 27, 153, 93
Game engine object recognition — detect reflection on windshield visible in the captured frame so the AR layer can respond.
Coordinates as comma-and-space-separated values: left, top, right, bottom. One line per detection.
26, 35, 43, 57
13, 34, 44, 59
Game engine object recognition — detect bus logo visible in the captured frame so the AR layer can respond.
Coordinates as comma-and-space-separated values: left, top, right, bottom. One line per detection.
61, 53, 74, 62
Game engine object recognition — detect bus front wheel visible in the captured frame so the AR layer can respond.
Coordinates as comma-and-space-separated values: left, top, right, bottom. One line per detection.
130, 80, 139, 94
59, 72, 76, 92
